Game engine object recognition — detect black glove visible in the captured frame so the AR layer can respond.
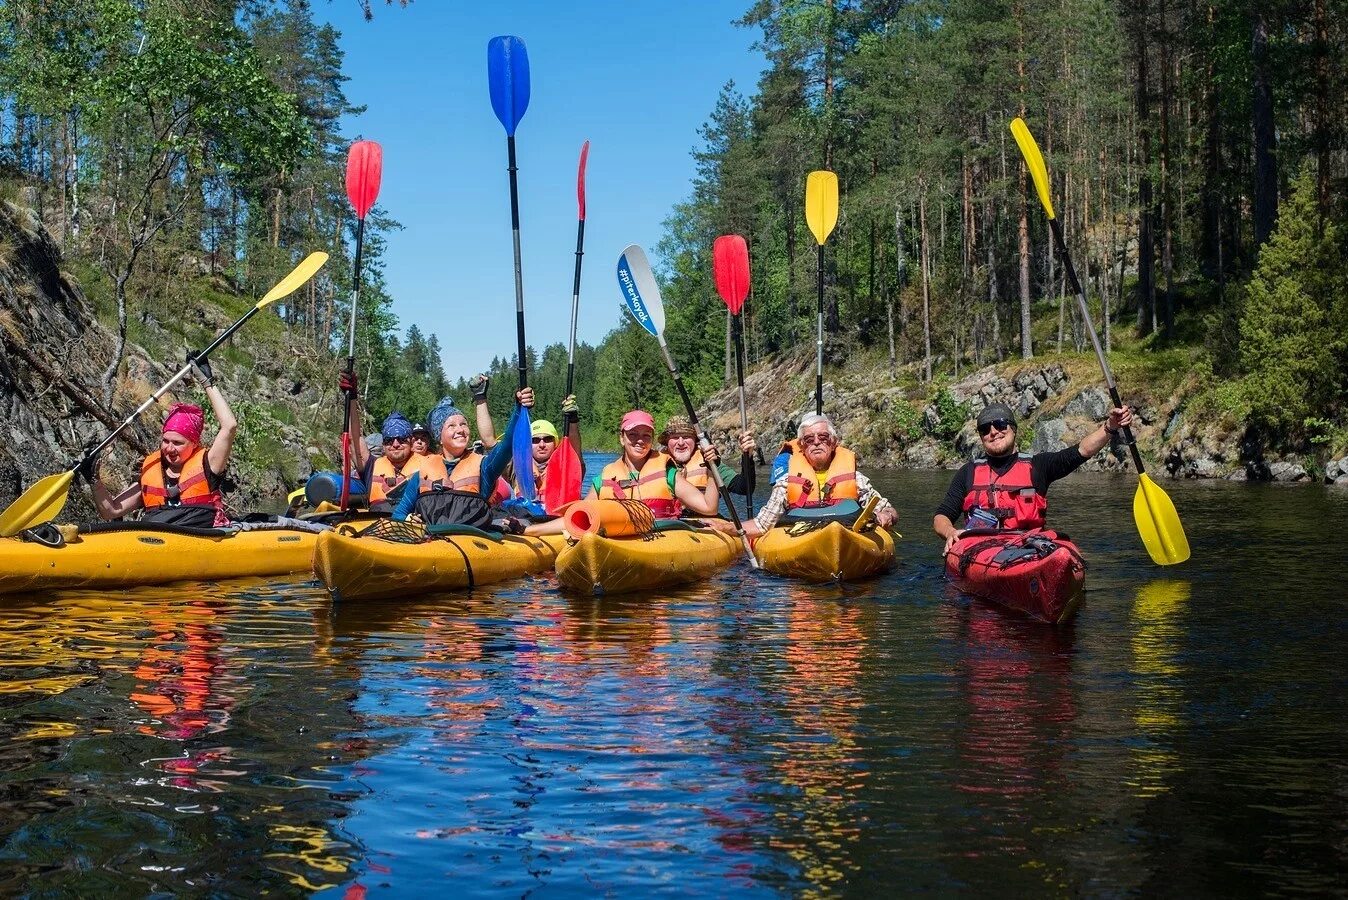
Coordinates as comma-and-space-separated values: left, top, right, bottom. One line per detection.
74, 452, 99, 486
339, 369, 359, 397
469, 374, 490, 403
188, 352, 214, 387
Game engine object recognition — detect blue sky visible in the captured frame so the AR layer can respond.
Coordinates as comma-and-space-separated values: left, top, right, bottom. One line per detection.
314, 1, 767, 382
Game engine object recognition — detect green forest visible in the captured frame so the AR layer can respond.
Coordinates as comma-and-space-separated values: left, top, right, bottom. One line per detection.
3, 0, 1346, 460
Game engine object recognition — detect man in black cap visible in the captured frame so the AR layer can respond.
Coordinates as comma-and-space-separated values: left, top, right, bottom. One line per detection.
932, 400, 1133, 553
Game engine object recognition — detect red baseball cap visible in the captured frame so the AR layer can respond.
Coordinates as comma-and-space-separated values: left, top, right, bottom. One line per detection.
620, 410, 655, 432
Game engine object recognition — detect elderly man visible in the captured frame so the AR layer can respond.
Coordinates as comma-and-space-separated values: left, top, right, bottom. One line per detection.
931, 401, 1134, 553
743, 413, 896, 537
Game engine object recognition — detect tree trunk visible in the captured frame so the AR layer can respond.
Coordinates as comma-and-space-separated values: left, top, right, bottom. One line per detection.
1135, 0, 1155, 335
1251, 10, 1278, 252
919, 192, 933, 382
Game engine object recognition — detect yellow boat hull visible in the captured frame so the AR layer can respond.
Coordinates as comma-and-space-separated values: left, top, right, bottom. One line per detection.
753, 522, 896, 582
313, 529, 565, 601
554, 528, 740, 596
0, 525, 318, 596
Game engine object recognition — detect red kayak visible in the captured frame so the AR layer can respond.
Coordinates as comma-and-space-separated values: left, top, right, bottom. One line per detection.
944, 529, 1086, 624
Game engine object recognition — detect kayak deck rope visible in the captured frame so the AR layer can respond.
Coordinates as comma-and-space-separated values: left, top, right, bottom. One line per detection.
356, 518, 430, 543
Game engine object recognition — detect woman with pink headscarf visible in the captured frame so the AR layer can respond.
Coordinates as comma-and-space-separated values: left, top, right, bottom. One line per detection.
90, 358, 238, 528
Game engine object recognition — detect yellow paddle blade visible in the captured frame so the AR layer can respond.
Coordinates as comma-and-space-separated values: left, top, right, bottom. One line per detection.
1009, 117, 1056, 221
0, 469, 75, 537
258, 251, 329, 309
805, 170, 839, 245
1132, 473, 1191, 565
852, 495, 880, 532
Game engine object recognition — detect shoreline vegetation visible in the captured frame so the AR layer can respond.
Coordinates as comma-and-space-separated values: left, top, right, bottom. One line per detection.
1, 1, 1345, 514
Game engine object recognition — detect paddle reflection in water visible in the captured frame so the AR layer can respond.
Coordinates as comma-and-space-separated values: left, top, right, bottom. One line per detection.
1128, 580, 1190, 799
0, 581, 375, 895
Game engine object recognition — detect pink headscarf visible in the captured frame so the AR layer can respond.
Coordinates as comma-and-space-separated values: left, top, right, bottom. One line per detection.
162, 403, 204, 443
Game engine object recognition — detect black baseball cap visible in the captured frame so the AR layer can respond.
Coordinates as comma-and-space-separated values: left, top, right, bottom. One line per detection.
976, 403, 1017, 428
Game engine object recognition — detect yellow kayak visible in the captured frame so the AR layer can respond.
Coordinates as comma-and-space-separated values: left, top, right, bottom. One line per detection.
0, 522, 320, 596
753, 522, 896, 582
554, 526, 741, 596
313, 528, 566, 601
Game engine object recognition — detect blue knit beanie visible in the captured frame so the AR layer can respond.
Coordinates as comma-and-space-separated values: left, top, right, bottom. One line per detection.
427, 396, 464, 445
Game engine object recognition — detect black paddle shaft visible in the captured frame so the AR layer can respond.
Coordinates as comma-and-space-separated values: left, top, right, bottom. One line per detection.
815, 243, 825, 415
341, 215, 367, 436
1047, 218, 1146, 475
507, 135, 528, 390
566, 217, 585, 425
731, 311, 755, 516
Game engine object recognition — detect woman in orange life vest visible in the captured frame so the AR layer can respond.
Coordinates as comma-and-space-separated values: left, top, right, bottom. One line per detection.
89, 356, 236, 529
384, 387, 536, 525
523, 409, 719, 536
741, 414, 897, 539
931, 401, 1135, 554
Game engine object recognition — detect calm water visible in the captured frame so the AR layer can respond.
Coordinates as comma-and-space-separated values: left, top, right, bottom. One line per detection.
1, 465, 1346, 896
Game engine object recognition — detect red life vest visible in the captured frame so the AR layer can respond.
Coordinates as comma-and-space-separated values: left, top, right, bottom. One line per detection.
370, 454, 449, 504
782, 440, 860, 509
961, 454, 1047, 529
598, 452, 679, 518
141, 447, 222, 514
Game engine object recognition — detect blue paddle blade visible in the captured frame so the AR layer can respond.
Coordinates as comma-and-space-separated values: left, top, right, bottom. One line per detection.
616, 245, 663, 338
511, 407, 537, 501
488, 36, 530, 136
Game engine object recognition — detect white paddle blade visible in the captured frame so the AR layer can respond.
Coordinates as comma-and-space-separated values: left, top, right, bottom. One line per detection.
616, 244, 665, 338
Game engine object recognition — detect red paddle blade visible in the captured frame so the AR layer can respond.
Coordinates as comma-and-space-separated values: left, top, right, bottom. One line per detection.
346, 140, 383, 219
577, 140, 590, 221
542, 437, 584, 515
713, 234, 750, 314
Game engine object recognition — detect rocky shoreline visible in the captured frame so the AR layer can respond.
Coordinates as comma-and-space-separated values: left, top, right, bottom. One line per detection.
699, 350, 1348, 486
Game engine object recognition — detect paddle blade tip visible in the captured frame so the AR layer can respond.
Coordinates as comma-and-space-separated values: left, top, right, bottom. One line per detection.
345, 140, 383, 218
616, 245, 664, 338
805, 170, 840, 245
712, 234, 751, 313
488, 35, 531, 135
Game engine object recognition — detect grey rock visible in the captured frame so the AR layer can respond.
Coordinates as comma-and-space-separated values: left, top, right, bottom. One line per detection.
1269, 461, 1309, 482
1333, 473, 1348, 486
1227, 469, 1248, 481
1062, 386, 1111, 421
1031, 372, 1050, 399
1188, 457, 1221, 478
1030, 417, 1069, 454
903, 441, 942, 469
1015, 387, 1040, 418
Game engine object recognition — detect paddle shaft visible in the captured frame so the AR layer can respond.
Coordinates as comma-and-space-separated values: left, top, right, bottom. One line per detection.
1046, 218, 1145, 475
815, 243, 824, 415
507, 135, 528, 390
656, 339, 757, 566
81, 304, 264, 466
566, 216, 584, 422
340, 215, 367, 511
731, 311, 755, 516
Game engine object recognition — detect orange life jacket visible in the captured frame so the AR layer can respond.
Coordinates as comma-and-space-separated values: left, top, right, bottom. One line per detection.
512, 458, 545, 499
679, 449, 709, 488
369, 453, 450, 504
961, 454, 1047, 530
598, 452, 678, 518
140, 447, 222, 513
782, 439, 860, 509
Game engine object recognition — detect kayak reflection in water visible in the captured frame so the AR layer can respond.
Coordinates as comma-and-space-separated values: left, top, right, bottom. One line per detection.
88, 355, 237, 529
931, 401, 1134, 553
741, 414, 896, 539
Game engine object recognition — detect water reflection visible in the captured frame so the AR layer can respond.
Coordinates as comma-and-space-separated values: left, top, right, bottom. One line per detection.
1128, 580, 1190, 799
945, 596, 1077, 872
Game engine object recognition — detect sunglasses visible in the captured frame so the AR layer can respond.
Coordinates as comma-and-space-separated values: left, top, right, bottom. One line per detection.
623, 429, 654, 442
384, 434, 411, 444
801, 434, 834, 447
978, 419, 1013, 436
532, 436, 555, 445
